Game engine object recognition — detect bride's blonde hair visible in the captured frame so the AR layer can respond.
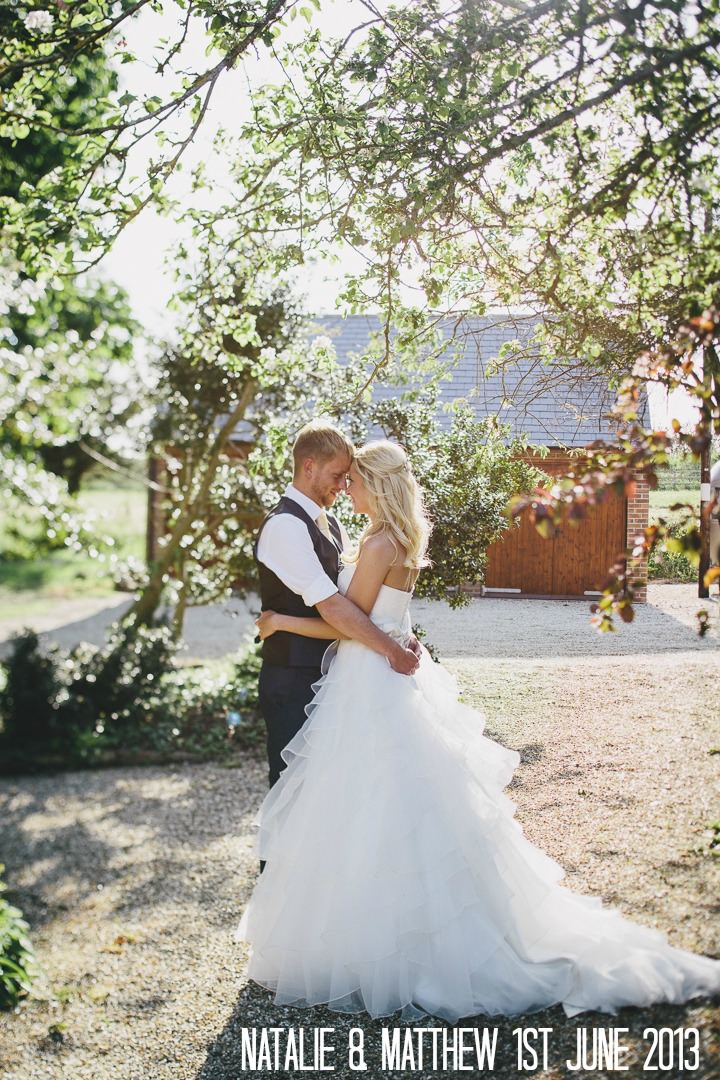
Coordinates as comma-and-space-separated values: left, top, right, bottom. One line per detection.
347, 440, 432, 568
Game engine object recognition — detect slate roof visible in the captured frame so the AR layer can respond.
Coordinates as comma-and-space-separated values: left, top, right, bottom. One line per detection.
310, 313, 629, 448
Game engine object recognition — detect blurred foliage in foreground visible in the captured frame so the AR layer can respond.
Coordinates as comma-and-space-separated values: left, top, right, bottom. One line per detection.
0, 864, 37, 1011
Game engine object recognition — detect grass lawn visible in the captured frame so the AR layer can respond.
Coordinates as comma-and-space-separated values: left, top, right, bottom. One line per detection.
0, 474, 146, 620
649, 488, 700, 527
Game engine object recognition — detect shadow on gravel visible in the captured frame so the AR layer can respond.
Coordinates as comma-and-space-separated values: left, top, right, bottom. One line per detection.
197, 985, 720, 1080
519, 742, 545, 764
0, 763, 264, 929
0, 792, 115, 928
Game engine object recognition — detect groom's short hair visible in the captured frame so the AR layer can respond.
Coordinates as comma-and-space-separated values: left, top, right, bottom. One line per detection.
292, 421, 354, 474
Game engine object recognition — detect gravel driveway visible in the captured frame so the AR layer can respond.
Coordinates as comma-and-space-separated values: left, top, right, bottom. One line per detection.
1, 582, 717, 662
0, 586, 718, 1080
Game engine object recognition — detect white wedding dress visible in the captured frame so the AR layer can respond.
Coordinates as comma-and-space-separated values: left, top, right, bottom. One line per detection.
237, 566, 720, 1021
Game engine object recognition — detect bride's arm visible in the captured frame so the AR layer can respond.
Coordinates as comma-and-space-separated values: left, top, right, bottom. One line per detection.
256, 610, 347, 640
341, 534, 397, 614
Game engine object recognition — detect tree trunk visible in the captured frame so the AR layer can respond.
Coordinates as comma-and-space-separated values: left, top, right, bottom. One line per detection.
699, 342, 719, 598
172, 555, 188, 642
123, 380, 256, 631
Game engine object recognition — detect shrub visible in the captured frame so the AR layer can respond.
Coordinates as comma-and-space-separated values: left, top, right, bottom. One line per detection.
0, 625, 177, 766
0, 628, 262, 769
648, 520, 698, 582
0, 631, 65, 754
0, 865, 36, 1011
146, 646, 264, 758
62, 623, 178, 748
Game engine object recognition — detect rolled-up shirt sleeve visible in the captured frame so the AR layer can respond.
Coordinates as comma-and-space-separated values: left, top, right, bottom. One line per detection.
257, 514, 339, 607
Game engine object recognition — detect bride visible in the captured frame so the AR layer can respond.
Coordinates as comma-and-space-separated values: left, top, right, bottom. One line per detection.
237, 439, 720, 1021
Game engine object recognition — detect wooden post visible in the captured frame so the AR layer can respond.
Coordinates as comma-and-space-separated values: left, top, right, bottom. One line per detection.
699, 342, 719, 599
146, 454, 162, 566
699, 433, 711, 599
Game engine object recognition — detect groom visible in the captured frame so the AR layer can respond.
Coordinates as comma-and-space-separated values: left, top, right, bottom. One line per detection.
254, 420, 420, 788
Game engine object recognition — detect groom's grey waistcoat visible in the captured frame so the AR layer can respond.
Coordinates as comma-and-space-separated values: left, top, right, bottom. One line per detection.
254, 496, 342, 667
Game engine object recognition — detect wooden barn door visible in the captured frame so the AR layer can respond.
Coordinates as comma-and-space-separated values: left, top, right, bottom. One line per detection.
484, 453, 627, 597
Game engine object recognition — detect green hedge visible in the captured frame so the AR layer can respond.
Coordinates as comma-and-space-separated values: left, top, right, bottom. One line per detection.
648, 520, 698, 582
655, 453, 718, 491
0, 627, 263, 772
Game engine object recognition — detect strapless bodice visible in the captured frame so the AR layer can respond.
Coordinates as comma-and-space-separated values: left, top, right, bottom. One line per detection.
338, 563, 412, 641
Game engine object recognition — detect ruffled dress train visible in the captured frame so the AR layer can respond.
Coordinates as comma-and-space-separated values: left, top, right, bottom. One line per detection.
237, 570, 720, 1021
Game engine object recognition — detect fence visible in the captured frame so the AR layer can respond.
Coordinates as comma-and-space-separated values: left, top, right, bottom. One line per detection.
655, 454, 719, 491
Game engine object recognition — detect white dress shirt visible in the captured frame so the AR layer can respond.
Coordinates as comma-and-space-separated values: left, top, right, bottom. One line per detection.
256, 484, 350, 608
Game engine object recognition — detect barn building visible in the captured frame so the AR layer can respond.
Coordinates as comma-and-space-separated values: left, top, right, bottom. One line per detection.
146, 312, 649, 602
315, 313, 649, 602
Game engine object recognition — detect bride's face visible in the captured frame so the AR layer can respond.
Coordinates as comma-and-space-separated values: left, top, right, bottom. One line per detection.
347, 461, 372, 517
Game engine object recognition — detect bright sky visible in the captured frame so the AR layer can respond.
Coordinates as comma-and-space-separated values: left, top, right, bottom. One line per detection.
102, 1, 368, 334
646, 382, 700, 432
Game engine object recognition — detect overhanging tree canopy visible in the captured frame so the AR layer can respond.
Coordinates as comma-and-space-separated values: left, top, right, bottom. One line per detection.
4, 1, 720, 626
1, 19, 146, 544
205, 0, 720, 374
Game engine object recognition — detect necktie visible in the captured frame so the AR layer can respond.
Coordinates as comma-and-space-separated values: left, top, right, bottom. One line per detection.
316, 510, 332, 540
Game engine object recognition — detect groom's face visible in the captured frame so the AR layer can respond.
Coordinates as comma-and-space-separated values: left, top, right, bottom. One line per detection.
306, 452, 352, 508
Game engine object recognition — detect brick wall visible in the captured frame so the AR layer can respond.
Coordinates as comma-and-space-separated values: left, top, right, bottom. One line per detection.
626, 470, 650, 604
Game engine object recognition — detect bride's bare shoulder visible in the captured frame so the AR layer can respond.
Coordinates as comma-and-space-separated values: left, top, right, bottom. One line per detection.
358, 533, 401, 566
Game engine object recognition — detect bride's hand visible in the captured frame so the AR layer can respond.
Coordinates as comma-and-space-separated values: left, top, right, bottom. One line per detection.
406, 634, 422, 661
256, 610, 280, 639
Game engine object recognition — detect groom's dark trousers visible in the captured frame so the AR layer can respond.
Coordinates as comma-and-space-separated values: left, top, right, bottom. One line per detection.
258, 665, 322, 787
254, 496, 343, 788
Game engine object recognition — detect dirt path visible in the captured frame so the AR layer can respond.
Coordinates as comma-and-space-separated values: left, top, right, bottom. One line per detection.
0, 587, 718, 1080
